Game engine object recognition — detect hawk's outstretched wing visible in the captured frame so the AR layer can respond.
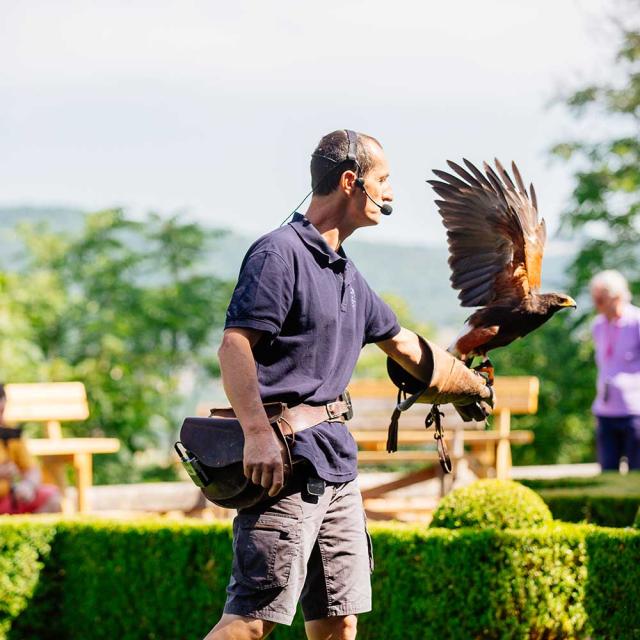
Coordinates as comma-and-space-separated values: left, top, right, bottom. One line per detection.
428, 159, 546, 308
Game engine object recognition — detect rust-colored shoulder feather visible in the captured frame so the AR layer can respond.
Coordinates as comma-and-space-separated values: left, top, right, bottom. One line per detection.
428, 159, 546, 307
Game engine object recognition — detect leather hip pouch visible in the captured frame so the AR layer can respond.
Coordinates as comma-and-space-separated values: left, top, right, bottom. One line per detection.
175, 395, 352, 510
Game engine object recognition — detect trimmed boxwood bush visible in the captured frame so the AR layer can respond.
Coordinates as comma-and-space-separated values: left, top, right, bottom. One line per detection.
2, 517, 640, 639
430, 479, 553, 530
521, 473, 640, 526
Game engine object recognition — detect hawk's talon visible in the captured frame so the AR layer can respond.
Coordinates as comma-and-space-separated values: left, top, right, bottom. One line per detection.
474, 358, 495, 385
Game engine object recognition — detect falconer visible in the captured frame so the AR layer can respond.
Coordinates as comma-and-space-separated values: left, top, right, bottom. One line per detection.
205, 130, 492, 640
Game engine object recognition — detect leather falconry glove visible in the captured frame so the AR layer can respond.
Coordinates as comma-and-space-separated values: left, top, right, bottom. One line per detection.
387, 337, 494, 423
419, 338, 492, 406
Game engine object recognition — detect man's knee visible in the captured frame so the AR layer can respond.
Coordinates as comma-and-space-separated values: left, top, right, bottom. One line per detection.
204, 614, 276, 640
305, 614, 358, 640
340, 615, 357, 638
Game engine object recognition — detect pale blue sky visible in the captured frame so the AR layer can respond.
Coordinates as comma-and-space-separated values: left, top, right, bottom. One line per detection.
0, 0, 616, 245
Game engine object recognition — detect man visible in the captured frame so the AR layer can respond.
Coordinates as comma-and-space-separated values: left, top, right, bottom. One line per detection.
206, 130, 491, 640
0, 384, 62, 514
590, 270, 640, 471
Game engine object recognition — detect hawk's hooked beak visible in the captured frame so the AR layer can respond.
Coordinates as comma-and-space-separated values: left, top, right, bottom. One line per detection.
561, 297, 577, 309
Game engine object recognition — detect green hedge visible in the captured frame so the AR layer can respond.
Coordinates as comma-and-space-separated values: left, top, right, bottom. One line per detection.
521, 473, 640, 527
540, 493, 640, 527
1, 518, 640, 639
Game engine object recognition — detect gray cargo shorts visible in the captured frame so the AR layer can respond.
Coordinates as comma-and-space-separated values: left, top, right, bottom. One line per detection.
223, 471, 373, 625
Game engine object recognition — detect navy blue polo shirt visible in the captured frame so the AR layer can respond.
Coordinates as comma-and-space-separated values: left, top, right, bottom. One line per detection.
224, 212, 400, 482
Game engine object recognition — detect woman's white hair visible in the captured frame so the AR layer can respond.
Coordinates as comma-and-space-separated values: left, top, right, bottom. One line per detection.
590, 269, 631, 302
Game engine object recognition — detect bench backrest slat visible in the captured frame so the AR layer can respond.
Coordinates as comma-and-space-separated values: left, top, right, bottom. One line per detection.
4, 382, 90, 423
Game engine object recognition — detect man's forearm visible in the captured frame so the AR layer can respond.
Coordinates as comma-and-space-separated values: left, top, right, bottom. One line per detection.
377, 327, 434, 383
217, 331, 272, 435
218, 329, 285, 495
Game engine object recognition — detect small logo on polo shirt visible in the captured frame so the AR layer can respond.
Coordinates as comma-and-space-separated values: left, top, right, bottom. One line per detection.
350, 287, 356, 309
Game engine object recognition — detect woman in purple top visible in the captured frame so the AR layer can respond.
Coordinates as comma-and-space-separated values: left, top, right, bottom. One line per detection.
590, 270, 640, 470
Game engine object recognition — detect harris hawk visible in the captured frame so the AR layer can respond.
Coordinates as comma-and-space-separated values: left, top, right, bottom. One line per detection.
428, 158, 576, 377
384, 158, 575, 466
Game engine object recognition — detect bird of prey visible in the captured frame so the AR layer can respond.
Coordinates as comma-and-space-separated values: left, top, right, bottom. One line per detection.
428, 158, 576, 375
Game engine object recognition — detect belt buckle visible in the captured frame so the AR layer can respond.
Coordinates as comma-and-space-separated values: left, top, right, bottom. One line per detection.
326, 391, 354, 421
342, 389, 354, 421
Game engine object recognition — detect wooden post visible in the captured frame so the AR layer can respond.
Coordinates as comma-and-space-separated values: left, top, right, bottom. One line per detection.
74, 452, 93, 512
46, 420, 62, 439
495, 408, 512, 480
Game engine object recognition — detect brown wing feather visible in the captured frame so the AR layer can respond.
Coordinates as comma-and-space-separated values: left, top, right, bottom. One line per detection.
495, 159, 547, 290
428, 158, 546, 307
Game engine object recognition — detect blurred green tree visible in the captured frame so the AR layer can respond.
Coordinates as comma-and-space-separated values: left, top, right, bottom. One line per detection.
0, 210, 232, 483
551, 12, 640, 297
496, 11, 640, 464
491, 315, 596, 465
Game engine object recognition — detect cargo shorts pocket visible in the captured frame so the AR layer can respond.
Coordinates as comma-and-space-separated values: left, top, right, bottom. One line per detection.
233, 512, 301, 590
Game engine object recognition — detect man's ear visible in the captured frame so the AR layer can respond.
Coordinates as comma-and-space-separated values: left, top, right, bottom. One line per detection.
340, 169, 359, 196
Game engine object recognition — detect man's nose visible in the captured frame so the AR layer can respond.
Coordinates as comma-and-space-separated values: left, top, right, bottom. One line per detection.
384, 185, 394, 202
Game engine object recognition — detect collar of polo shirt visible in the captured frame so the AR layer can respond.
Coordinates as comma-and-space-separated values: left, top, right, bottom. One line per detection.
289, 212, 348, 268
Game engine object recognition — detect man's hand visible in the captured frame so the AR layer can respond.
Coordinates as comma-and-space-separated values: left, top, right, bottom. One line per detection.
455, 388, 494, 422
449, 367, 494, 406
455, 362, 495, 421
243, 428, 285, 498
13, 479, 36, 504
0, 461, 19, 481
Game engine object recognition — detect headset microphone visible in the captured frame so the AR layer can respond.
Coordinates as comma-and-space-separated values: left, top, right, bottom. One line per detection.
355, 177, 393, 215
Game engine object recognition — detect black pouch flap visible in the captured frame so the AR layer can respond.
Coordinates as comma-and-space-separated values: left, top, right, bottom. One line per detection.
180, 416, 245, 468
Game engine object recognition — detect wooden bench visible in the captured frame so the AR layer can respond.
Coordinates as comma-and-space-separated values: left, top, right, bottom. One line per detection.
347, 376, 537, 518
4, 382, 120, 513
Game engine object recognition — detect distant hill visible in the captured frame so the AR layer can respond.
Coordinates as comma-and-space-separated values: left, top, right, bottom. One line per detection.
0, 207, 85, 230
0, 207, 571, 329
1, 206, 86, 265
